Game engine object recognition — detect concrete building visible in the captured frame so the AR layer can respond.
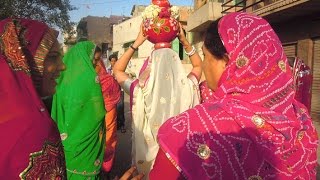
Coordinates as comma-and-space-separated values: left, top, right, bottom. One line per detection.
77, 15, 129, 58
131, 5, 147, 17
112, 5, 194, 77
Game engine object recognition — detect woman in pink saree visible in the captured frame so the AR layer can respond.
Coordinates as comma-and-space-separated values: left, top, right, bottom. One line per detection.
0, 18, 66, 179
150, 12, 318, 179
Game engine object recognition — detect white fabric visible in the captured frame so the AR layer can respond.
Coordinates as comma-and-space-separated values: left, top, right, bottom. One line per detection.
122, 78, 133, 94
131, 48, 200, 176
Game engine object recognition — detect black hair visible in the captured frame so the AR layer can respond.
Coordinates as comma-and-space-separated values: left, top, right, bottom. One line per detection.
94, 46, 102, 53
204, 18, 227, 59
109, 54, 118, 61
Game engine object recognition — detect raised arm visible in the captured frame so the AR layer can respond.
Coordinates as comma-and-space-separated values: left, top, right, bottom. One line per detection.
113, 24, 148, 85
177, 24, 202, 81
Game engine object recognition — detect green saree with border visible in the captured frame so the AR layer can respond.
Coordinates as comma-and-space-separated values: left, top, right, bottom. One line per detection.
51, 41, 106, 179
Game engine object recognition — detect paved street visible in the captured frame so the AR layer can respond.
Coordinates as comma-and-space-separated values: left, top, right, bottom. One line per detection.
108, 93, 133, 179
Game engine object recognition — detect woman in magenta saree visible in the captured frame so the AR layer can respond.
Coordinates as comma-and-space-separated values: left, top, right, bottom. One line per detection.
150, 12, 318, 179
0, 18, 66, 179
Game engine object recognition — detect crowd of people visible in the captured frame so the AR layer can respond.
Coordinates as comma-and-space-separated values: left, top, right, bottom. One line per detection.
0, 12, 318, 180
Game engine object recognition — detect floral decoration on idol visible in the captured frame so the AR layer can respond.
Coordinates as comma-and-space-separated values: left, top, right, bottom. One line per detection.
142, 0, 180, 49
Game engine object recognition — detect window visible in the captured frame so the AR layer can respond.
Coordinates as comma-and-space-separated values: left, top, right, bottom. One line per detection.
234, 0, 245, 7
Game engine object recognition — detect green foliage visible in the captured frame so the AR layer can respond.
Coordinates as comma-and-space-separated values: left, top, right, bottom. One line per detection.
0, 0, 77, 35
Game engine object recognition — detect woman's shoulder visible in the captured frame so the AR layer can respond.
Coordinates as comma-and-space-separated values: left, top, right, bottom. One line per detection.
158, 104, 204, 137
157, 100, 227, 143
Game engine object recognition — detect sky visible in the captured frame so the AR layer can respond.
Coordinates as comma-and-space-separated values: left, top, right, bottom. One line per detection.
70, 0, 194, 23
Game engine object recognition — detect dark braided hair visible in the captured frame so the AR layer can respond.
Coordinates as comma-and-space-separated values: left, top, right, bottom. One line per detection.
108, 54, 118, 61
204, 18, 227, 59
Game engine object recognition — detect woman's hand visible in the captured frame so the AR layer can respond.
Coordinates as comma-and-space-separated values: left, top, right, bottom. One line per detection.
113, 22, 148, 84
132, 23, 148, 48
177, 23, 190, 48
116, 166, 144, 180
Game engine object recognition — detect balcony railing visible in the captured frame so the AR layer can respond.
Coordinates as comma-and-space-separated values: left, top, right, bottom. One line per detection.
221, 0, 278, 14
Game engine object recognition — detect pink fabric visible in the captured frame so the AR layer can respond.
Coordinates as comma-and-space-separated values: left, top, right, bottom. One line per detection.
0, 18, 66, 179
199, 81, 215, 103
293, 57, 312, 113
187, 71, 200, 82
20, 18, 57, 89
139, 57, 151, 77
97, 61, 120, 111
156, 13, 318, 179
129, 57, 150, 110
149, 149, 184, 180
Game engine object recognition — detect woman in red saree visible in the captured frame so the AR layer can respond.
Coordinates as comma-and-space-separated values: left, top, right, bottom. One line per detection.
93, 47, 121, 173
0, 18, 66, 179
150, 12, 318, 179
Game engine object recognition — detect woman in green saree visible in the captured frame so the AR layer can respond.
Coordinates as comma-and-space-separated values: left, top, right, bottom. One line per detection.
51, 41, 106, 179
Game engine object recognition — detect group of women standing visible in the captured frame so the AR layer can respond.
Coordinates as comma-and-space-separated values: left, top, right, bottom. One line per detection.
1, 12, 318, 180
0, 17, 120, 179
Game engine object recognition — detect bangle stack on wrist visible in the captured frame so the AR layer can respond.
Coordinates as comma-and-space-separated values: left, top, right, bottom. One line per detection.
184, 45, 196, 57
130, 45, 138, 51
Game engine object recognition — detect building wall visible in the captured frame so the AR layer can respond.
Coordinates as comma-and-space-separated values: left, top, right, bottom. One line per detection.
271, 14, 320, 68
269, 13, 320, 122
87, 16, 124, 45
272, 16, 320, 45
86, 16, 110, 45
113, 15, 154, 76
77, 15, 126, 54
131, 5, 146, 17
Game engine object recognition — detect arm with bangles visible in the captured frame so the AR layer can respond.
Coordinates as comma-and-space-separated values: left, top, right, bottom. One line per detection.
113, 24, 148, 91
177, 24, 202, 82
113, 23, 202, 88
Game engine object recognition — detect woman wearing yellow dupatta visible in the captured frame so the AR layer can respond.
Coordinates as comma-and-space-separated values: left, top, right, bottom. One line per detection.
51, 41, 106, 179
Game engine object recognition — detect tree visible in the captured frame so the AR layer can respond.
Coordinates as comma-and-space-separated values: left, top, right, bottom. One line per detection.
0, 0, 77, 36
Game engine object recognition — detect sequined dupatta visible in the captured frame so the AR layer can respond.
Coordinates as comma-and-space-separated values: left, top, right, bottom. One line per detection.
0, 18, 66, 179
157, 13, 318, 179
51, 41, 106, 179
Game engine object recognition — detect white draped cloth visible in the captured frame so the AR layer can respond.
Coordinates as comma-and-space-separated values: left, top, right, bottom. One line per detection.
129, 48, 200, 177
